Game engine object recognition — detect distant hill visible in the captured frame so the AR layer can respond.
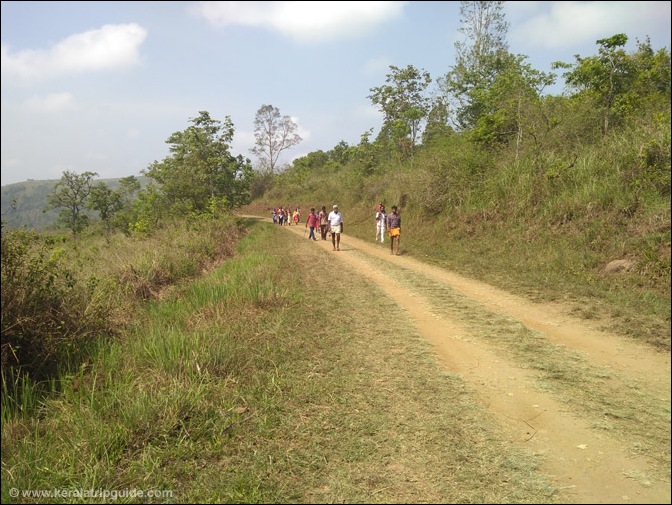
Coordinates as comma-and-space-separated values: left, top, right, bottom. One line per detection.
1, 177, 148, 231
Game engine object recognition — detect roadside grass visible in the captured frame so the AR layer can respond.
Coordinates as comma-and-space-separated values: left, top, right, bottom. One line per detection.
340, 200, 670, 352
1, 220, 559, 504
348, 249, 671, 484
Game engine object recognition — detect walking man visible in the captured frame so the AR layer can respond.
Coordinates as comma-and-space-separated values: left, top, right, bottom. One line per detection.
328, 204, 344, 251
306, 208, 318, 241
386, 205, 401, 255
319, 206, 329, 240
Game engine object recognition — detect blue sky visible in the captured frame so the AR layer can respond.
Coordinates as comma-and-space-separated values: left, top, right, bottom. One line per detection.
1, 1, 670, 186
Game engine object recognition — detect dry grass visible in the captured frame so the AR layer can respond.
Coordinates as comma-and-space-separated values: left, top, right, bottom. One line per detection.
229, 225, 559, 503
347, 249, 671, 483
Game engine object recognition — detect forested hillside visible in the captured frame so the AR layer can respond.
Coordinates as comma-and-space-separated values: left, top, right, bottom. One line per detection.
1, 179, 61, 230
1, 177, 150, 231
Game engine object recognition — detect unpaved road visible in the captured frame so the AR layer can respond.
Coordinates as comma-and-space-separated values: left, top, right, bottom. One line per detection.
256, 217, 671, 504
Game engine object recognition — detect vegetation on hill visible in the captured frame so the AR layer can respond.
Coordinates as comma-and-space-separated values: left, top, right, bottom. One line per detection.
2, 179, 62, 230
1, 177, 150, 232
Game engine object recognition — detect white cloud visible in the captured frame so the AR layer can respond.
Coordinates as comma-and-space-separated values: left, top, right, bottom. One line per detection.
191, 1, 407, 42
507, 1, 671, 50
26, 92, 76, 112
292, 116, 311, 143
1, 23, 147, 82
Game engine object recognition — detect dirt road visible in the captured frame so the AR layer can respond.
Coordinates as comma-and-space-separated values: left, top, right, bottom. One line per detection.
261, 217, 670, 504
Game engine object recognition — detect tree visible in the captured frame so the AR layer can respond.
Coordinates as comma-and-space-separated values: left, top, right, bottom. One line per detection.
142, 111, 253, 219
553, 34, 670, 135
328, 140, 352, 165
87, 183, 121, 230
45, 170, 98, 235
368, 64, 432, 159
251, 104, 302, 174
87, 176, 141, 232
439, 1, 510, 130
437, 0, 557, 155
422, 98, 453, 145
470, 53, 555, 151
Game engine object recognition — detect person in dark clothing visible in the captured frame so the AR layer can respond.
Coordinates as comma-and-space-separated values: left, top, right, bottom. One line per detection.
386, 205, 401, 255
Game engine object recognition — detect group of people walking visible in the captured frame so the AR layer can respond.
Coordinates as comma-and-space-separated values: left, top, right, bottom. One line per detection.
273, 204, 344, 251
272, 206, 301, 226
305, 205, 343, 251
272, 202, 400, 255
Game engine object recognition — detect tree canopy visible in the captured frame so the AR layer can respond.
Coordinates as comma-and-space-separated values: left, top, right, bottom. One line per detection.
143, 111, 253, 219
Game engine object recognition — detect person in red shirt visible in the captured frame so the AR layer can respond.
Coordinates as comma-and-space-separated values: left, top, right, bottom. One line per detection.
305, 208, 318, 241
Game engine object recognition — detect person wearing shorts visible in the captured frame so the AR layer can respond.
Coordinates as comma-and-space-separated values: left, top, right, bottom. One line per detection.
328, 204, 343, 251
386, 205, 401, 255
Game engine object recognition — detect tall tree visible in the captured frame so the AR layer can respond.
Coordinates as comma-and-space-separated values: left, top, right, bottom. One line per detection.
45, 170, 98, 235
143, 111, 253, 218
368, 64, 432, 159
251, 104, 302, 174
439, 0, 510, 130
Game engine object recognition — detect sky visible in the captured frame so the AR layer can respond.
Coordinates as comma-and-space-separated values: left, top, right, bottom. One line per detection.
1, 1, 670, 186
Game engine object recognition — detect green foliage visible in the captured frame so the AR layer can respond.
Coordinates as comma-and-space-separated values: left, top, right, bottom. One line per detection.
0, 227, 113, 384
87, 182, 121, 227
368, 64, 432, 156
250, 170, 276, 200
45, 170, 98, 235
554, 35, 671, 136
142, 111, 253, 220
91, 175, 142, 233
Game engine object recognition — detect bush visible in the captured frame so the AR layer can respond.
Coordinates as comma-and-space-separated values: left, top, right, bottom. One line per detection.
1, 227, 113, 383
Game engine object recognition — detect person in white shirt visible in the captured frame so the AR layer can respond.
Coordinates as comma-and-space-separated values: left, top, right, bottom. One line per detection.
328, 204, 344, 251
375, 204, 386, 243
